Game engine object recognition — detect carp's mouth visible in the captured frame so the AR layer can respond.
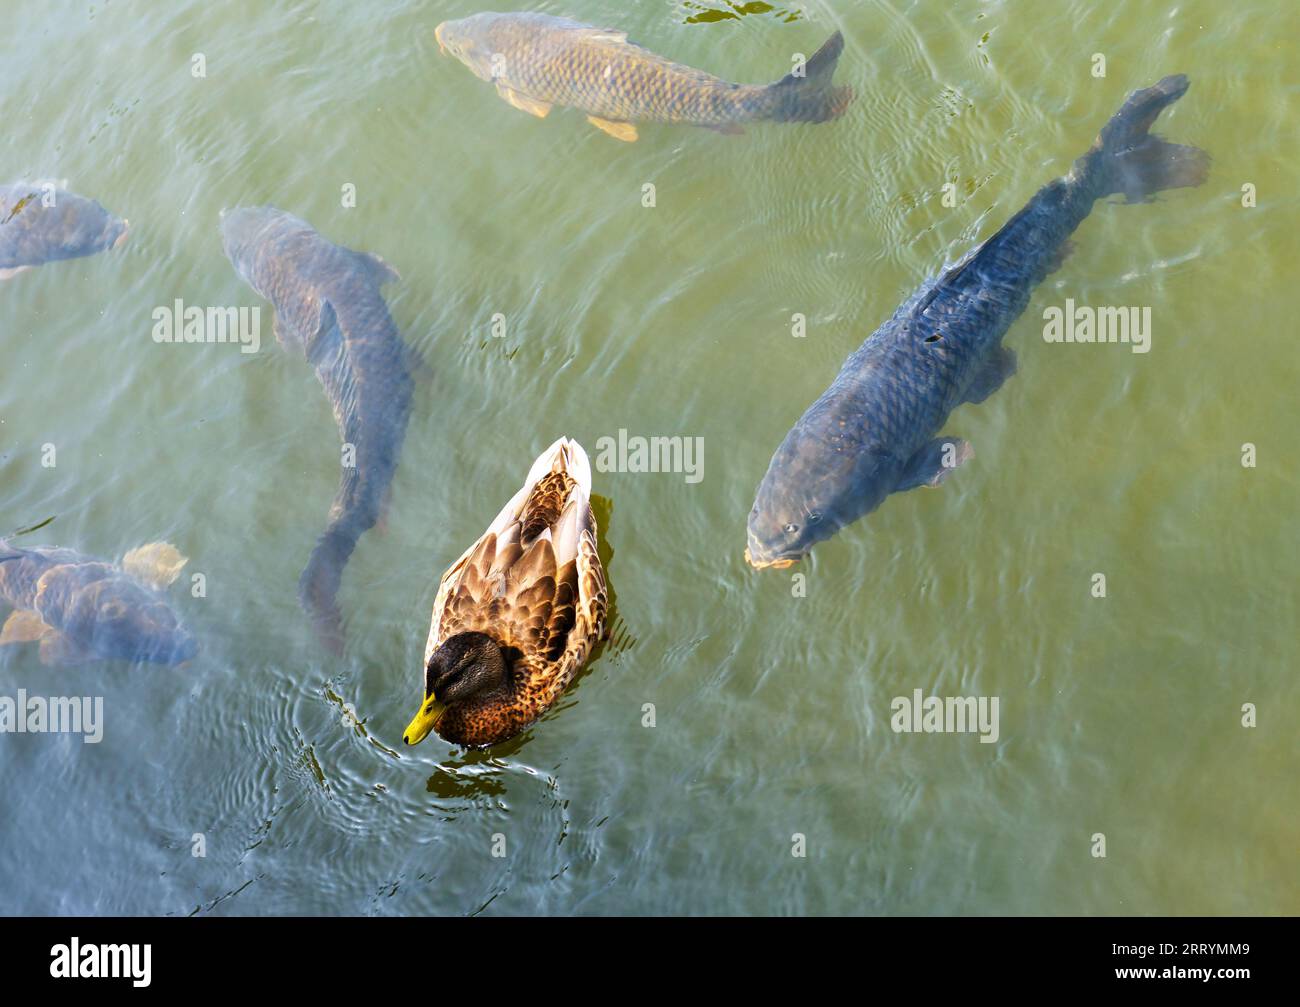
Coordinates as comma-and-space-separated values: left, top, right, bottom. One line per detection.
433, 22, 447, 55
744, 543, 803, 571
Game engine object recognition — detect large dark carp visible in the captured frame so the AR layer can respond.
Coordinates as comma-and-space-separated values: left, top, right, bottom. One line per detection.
0, 541, 195, 665
220, 208, 417, 652
746, 76, 1207, 569
0, 182, 128, 278
434, 12, 852, 141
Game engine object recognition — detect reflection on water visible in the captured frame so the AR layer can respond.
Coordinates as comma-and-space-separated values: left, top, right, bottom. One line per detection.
683, 3, 804, 25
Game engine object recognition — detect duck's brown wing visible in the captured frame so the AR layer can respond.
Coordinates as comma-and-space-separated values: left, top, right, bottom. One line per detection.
427, 518, 605, 709
544, 522, 607, 697
426, 526, 568, 662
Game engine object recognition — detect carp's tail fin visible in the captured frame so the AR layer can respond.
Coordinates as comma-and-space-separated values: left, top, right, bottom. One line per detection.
298, 525, 360, 656
1082, 74, 1209, 202
765, 30, 853, 123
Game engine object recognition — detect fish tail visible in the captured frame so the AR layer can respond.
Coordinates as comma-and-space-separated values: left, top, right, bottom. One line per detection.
298, 525, 359, 655
1078, 74, 1209, 202
763, 30, 853, 123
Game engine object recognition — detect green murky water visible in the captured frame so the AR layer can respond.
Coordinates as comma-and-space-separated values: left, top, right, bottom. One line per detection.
1, 0, 1296, 915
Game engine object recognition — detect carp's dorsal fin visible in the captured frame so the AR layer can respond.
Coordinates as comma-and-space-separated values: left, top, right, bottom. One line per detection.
963, 345, 1018, 405
0, 609, 50, 645
895, 437, 974, 492
39, 630, 95, 666
495, 83, 553, 118
358, 250, 401, 285
587, 116, 638, 142
122, 542, 188, 589
577, 28, 628, 44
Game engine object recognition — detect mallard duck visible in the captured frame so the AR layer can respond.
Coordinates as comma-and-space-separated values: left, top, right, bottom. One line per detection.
404, 437, 607, 749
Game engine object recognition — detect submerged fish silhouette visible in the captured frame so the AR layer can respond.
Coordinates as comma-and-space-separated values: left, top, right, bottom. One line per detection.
0, 182, 127, 279
220, 207, 418, 652
0, 541, 195, 665
746, 75, 1208, 569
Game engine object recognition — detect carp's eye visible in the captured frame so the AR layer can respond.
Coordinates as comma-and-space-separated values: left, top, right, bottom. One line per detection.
784, 523, 799, 534
808, 512, 822, 524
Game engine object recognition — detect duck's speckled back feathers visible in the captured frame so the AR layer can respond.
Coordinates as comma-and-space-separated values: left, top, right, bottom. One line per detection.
424, 438, 607, 747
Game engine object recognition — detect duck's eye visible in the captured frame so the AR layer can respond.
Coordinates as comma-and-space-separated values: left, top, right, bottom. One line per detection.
808, 512, 821, 524
784, 523, 799, 534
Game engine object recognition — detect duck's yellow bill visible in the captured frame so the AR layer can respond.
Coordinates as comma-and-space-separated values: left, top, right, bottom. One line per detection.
403, 695, 446, 746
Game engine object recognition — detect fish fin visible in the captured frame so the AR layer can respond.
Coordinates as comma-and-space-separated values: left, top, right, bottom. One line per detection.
1083, 75, 1209, 202
587, 116, 638, 142
39, 630, 95, 666
768, 30, 853, 123
277, 298, 338, 353
707, 123, 745, 135
0, 266, 32, 280
359, 251, 400, 285
496, 84, 552, 118
0, 610, 50, 645
963, 345, 1018, 405
1044, 239, 1075, 276
896, 438, 974, 492
121, 542, 189, 589
573, 27, 628, 44
302, 301, 341, 367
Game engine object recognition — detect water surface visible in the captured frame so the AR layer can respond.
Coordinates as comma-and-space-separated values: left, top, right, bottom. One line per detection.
1, 0, 1296, 915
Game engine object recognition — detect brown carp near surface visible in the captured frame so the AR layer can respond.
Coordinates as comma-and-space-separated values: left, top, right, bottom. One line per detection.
0, 182, 128, 278
0, 541, 195, 666
220, 207, 419, 653
434, 12, 853, 141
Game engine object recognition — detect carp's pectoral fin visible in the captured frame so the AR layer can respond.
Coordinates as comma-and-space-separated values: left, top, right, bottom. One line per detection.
303, 301, 340, 367
964, 345, 1018, 405
1044, 239, 1076, 277
587, 116, 639, 142
39, 631, 95, 666
122, 541, 189, 589
896, 437, 974, 492
496, 84, 552, 118
0, 266, 32, 281
277, 298, 337, 353
0, 609, 51, 645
